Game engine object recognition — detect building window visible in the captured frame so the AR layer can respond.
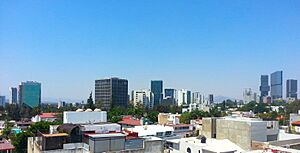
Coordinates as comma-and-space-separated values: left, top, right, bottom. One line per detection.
187, 147, 191, 153
165, 131, 172, 136
156, 132, 163, 137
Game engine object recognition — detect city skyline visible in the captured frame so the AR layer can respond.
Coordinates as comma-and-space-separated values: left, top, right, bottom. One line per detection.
1, 1, 300, 100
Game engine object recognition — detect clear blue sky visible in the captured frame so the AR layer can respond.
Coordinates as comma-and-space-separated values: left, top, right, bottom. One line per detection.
1, 0, 300, 101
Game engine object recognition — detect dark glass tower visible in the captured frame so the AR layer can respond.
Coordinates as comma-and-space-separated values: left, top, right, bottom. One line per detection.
209, 94, 214, 104
10, 87, 18, 104
165, 89, 176, 99
287, 79, 297, 99
95, 78, 128, 110
260, 75, 270, 101
151, 80, 163, 106
271, 71, 283, 100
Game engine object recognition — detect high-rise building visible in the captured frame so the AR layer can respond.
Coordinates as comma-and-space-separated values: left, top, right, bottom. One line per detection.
243, 88, 257, 104
58, 101, 66, 108
209, 94, 214, 104
95, 78, 128, 110
165, 89, 176, 99
164, 89, 177, 105
10, 87, 18, 104
19, 81, 41, 108
0, 96, 5, 106
271, 71, 283, 100
132, 89, 154, 109
177, 89, 191, 106
151, 80, 163, 106
286, 79, 297, 99
192, 92, 203, 104
259, 75, 270, 100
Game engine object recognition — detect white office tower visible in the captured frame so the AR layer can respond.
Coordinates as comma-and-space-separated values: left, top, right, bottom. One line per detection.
10, 87, 18, 104
132, 89, 154, 109
243, 88, 258, 104
177, 89, 191, 106
192, 92, 202, 104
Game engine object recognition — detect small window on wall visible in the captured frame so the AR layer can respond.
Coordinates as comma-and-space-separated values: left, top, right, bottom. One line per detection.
187, 147, 191, 153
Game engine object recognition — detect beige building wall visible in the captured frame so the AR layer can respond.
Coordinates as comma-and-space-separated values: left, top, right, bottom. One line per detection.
201, 118, 213, 138
158, 114, 169, 125
216, 119, 252, 150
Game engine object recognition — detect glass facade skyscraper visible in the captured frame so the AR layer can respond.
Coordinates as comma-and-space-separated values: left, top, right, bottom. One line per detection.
209, 94, 214, 104
260, 75, 270, 98
271, 71, 283, 100
0, 96, 5, 106
165, 89, 176, 99
19, 81, 41, 108
10, 87, 18, 104
286, 79, 297, 99
95, 78, 128, 110
151, 80, 163, 106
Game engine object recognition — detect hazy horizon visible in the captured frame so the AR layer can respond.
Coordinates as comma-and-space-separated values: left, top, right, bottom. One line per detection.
1, 0, 300, 100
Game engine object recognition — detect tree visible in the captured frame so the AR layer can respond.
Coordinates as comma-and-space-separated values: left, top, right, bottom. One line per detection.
20, 105, 32, 119
6, 104, 21, 120
238, 101, 270, 113
147, 111, 159, 123
95, 100, 103, 109
28, 121, 52, 134
31, 107, 42, 116
209, 106, 222, 117
2, 120, 14, 139
180, 112, 191, 124
11, 132, 33, 153
257, 112, 278, 121
110, 116, 122, 123
169, 105, 182, 114
86, 92, 95, 109
286, 100, 300, 114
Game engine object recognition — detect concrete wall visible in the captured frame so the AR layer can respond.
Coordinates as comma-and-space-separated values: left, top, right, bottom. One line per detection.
64, 111, 107, 124
202, 118, 279, 151
202, 118, 213, 138
216, 119, 252, 150
28, 137, 89, 153
121, 140, 163, 153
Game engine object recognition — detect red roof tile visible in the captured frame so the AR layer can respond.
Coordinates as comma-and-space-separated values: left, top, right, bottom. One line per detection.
118, 118, 141, 126
0, 140, 15, 151
292, 121, 300, 126
39, 113, 59, 118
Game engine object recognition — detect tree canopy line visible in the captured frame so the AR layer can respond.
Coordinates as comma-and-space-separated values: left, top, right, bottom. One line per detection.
3, 92, 300, 153
2, 92, 300, 124
10, 121, 58, 153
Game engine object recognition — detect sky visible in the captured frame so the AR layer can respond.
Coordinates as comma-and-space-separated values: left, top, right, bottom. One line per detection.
0, 0, 300, 101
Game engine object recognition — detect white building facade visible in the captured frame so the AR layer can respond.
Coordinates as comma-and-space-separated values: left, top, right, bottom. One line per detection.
132, 89, 154, 109
177, 89, 191, 106
63, 109, 107, 124
243, 88, 258, 104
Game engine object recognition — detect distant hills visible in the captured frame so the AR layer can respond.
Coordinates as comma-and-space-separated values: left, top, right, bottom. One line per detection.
214, 96, 241, 103
42, 97, 84, 104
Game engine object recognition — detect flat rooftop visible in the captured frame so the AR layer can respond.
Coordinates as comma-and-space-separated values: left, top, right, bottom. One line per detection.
220, 117, 268, 123
167, 137, 244, 152
42, 133, 68, 137
87, 133, 126, 138
278, 130, 300, 141
126, 125, 174, 137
